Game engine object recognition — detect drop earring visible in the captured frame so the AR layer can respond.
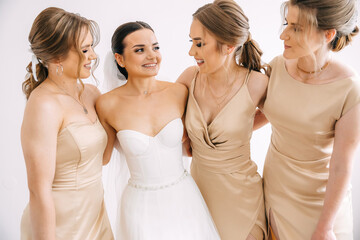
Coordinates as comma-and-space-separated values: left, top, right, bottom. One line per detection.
56, 64, 63, 76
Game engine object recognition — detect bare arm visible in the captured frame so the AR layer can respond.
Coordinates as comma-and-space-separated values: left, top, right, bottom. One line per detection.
176, 66, 198, 89
174, 79, 192, 157
253, 109, 269, 131
96, 95, 117, 165
21, 95, 62, 240
312, 104, 360, 240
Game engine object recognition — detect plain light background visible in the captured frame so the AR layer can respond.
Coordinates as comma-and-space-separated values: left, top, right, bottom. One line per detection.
0, 0, 359, 239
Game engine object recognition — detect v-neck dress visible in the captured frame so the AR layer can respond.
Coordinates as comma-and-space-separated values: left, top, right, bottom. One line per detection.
185, 71, 266, 240
262, 55, 360, 240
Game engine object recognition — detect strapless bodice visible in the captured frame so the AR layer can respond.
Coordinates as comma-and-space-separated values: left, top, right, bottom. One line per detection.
116, 118, 185, 186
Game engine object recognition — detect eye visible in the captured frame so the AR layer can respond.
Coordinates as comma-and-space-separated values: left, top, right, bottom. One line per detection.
153, 46, 160, 51
135, 48, 144, 53
82, 49, 88, 53
196, 42, 202, 47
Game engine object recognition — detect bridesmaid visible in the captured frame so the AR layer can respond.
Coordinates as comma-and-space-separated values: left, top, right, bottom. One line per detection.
20, 7, 113, 240
256, 0, 360, 239
177, 0, 269, 239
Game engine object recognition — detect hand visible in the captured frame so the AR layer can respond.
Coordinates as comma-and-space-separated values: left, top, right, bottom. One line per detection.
311, 228, 336, 240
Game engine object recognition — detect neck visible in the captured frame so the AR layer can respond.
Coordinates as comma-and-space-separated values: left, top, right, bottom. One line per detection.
48, 73, 79, 96
297, 50, 331, 74
126, 76, 156, 95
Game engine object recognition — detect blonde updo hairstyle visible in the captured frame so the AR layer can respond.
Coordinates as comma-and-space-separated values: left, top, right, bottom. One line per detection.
283, 0, 359, 52
193, 0, 270, 75
22, 7, 100, 99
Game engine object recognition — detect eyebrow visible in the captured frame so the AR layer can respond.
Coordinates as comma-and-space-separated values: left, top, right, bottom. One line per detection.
189, 35, 202, 40
132, 42, 159, 48
81, 43, 92, 48
285, 18, 301, 26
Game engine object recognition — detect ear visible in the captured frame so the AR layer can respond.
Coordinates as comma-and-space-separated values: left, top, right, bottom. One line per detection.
227, 45, 235, 55
222, 44, 236, 55
114, 53, 125, 68
324, 29, 336, 43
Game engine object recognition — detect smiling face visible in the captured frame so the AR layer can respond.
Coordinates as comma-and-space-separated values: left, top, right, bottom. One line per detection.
61, 29, 97, 79
116, 28, 161, 79
188, 19, 228, 74
280, 4, 326, 60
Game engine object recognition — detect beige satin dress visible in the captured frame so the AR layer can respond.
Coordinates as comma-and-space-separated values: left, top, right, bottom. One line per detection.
21, 119, 114, 240
185, 71, 267, 240
263, 55, 360, 240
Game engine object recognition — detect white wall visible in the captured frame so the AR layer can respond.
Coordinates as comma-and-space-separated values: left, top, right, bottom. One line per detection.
0, 0, 359, 239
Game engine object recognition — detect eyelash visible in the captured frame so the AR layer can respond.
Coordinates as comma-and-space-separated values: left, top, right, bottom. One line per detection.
283, 22, 300, 32
189, 40, 203, 47
82, 44, 94, 54
134, 46, 160, 53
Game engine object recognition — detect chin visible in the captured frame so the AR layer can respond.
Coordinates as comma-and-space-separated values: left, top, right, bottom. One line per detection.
282, 52, 295, 60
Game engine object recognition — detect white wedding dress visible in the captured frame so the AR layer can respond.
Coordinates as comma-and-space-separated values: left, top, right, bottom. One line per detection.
115, 118, 220, 240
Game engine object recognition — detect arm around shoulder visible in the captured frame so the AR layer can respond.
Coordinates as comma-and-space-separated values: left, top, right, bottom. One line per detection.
176, 66, 198, 89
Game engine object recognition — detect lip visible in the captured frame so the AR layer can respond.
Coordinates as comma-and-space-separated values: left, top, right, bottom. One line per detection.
142, 63, 157, 68
284, 44, 291, 49
195, 58, 204, 66
84, 63, 92, 70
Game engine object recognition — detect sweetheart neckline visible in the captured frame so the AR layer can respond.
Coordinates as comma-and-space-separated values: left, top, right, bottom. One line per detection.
58, 117, 99, 135
116, 118, 181, 138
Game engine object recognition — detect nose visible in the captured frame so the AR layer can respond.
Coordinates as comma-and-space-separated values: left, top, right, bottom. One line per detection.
147, 49, 156, 59
89, 48, 97, 60
188, 43, 195, 57
280, 27, 289, 41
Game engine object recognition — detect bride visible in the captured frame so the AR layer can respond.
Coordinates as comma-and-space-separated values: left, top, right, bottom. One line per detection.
96, 21, 220, 240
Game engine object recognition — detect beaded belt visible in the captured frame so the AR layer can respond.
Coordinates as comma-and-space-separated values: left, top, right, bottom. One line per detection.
127, 170, 189, 191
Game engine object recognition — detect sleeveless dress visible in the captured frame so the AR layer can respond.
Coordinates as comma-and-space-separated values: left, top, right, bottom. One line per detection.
21, 119, 114, 240
185, 71, 267, 240
262, 55, 360, 240
115, 118, 220, 240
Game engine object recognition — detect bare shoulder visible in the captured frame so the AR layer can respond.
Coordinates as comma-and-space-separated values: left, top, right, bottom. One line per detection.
176, 66, 198, 89
160, 81, 188, 99
27, 87, 62, 115
248, 70, 269, 92
84, 83, 101, 101
24, 88, 63, 128
96, 87, 123, 115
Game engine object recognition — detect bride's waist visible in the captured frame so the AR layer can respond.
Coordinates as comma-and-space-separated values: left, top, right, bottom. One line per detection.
127, 170, 189, 190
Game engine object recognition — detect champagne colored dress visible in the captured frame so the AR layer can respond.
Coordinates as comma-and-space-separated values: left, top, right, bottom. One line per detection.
185, 71, 267, 240
21, 119, 114, 240
262, 55, 360, 240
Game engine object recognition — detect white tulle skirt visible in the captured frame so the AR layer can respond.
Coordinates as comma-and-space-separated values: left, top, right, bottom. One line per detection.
116, 171, 220, 240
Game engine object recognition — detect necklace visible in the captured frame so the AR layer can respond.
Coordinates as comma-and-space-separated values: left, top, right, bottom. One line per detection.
49, 78, 88, 114
296, 61, 330, 75
206, 72, 236, 109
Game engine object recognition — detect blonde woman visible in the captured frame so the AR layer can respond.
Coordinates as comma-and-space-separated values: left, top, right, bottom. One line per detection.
20, 7, 113, 240
177, 0, 270, 239
255, 0, 360, 239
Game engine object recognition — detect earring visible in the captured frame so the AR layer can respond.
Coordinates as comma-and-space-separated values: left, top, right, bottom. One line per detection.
56, 64, 63, 76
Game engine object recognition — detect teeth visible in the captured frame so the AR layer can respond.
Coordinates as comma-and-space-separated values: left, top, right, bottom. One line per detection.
196, 59, 204, 64
143, 64, 156, 67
